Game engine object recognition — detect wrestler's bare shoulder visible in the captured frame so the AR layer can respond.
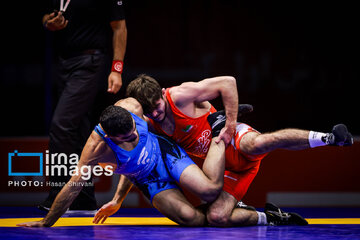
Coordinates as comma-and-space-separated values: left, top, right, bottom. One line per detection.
88, 132, 113, 156
114, 97, 143, 117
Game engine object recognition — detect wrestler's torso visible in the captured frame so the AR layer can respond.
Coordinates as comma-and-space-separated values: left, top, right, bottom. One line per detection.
150, 88, 261, 172
150, 88, 216, 163
95, 112, 161, 181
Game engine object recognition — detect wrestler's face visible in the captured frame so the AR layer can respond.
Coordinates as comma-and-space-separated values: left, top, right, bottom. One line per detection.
146, 98, 166, 122
108, 119, 138, 144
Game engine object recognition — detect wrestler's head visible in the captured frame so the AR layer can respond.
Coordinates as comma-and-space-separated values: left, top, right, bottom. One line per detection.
100, 105, 137, 143
126, 74, 166, 122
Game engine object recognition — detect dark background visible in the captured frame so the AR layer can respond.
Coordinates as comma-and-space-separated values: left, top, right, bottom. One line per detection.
1, 0, 359, 137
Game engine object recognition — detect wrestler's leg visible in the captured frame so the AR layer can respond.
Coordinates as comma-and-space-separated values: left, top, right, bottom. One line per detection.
152, 188, 206, 226
160, 135, 226, 203
240, 123, 353, 156
206, 190, 307, 227
240, 130, 310, 155
206, 166, 261, 227
206, 191, 258, 227
178, 137, 225, 203
208, 109, 353, 156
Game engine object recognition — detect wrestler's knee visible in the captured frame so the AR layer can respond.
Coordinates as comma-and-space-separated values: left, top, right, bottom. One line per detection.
206, 208, 230, 227
242, 133, 273, 155
177, 205, 203, 226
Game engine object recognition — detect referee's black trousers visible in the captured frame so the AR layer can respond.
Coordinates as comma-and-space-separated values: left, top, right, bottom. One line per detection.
44, 51, 112, 210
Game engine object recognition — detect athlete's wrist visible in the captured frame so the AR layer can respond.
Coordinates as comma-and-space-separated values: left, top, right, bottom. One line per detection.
41, 218, 54, 227
225, 120, 237, 129
112, 195, 123, 204
111, 60, 123, 74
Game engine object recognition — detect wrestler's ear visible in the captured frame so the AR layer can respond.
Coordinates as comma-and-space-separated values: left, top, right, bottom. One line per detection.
162, 88, 166, 96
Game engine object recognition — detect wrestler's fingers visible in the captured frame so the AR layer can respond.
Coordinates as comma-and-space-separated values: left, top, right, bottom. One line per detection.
16, 222, 27, 227
95, 206, 106, 215
93, 213, 103, 224
94, 216, 103, 224
95, 208, 103, 215
216, 129, 231, 145
101, 216, 108, 224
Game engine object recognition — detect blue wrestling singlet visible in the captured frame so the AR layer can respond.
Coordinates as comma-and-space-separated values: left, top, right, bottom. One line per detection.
94, 112, 195, 202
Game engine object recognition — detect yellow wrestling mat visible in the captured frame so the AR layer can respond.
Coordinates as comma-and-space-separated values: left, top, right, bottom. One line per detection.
1, 217, 177, 227
1, 217, 360, 227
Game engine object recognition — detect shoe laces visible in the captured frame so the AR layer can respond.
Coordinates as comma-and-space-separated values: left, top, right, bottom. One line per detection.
268, 208, 291, 225
322, 133, 334, 145
237, 201, 247, 208
275, 208, 290, 220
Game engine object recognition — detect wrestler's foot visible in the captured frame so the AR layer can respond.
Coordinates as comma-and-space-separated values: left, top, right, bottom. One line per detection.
264, 203, 308, 226
325, 124, 354, 146
207, 104, 253, 137
236, 201, 256, 211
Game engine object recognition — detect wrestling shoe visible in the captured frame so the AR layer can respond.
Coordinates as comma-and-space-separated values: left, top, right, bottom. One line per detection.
264, 202, 308, 226
236, 201, 256, 211
38, 205, 96, 216
38, 204, 51, 212
207, 104, 253, 137
325, 124, 354, 146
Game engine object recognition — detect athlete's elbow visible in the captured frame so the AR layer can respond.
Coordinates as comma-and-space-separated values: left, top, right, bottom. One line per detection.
219, 76, 237, 92
223, 76, 236, 85
202, 184, 223, 202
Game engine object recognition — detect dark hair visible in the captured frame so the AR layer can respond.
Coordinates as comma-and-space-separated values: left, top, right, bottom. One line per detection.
99, 105, 133, 136
125, 74, 162, 114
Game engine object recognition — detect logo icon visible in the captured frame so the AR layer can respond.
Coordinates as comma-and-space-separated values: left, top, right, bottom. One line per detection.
182, 125, 193, 133
8, 150, 43, 176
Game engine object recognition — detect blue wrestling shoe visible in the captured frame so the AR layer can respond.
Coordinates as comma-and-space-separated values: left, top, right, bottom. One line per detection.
265, 202, 308, 226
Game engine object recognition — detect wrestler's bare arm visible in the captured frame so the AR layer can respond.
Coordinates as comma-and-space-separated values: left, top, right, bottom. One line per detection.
17, 134, 107, 227
93, 174, 133, 224
170, 76, 239, 144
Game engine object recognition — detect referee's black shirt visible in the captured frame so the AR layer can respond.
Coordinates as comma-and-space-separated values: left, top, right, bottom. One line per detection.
46, 0, 125, 56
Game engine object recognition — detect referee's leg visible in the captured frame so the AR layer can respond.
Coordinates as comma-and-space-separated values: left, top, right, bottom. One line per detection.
42, 54, 106, 210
